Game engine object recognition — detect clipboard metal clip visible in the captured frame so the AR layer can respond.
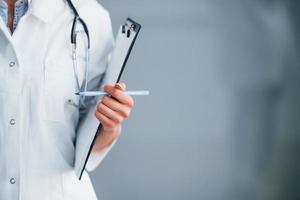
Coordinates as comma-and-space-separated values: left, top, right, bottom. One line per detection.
122, 18, 141, 38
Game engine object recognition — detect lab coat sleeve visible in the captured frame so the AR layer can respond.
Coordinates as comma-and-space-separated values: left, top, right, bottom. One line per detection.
85, 126, 121, 171
75, 8, 117, 172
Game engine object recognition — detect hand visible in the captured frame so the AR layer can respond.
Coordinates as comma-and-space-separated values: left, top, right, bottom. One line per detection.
94, 82, 134, 145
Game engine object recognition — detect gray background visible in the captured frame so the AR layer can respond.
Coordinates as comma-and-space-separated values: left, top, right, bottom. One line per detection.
91, 1, 300, 200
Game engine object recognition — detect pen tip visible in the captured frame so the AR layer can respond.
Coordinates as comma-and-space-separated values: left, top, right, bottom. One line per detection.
74, 92, 80, 95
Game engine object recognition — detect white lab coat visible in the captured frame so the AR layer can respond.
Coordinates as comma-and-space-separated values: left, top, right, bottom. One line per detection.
0, 0, 116, 199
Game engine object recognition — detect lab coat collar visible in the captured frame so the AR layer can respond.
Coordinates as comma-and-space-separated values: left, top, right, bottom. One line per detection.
28, 0, 67, 23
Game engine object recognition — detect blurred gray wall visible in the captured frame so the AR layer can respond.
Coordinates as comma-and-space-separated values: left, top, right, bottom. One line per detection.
91, 1, 300, 200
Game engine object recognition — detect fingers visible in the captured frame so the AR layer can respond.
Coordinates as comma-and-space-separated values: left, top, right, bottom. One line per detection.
95, 111, 117, 129
95, 82, 134, 128
96, 103, 123, 125
103, 83, 134, 107
101, 95, 131, 118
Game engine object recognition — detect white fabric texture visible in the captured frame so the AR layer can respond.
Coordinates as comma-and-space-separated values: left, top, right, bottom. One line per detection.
0, 0, 117, 199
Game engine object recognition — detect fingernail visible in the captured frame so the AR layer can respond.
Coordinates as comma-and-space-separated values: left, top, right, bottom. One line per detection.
115, 83, 122, 90
121, 82, 126, 89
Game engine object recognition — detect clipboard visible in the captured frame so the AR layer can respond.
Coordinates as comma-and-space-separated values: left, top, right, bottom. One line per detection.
74, 18, 141, 180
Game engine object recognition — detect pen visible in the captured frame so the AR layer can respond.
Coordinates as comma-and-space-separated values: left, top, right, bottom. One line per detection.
75, 90, 150, 96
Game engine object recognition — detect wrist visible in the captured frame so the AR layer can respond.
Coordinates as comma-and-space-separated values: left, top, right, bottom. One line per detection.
92, 124, 121, 153
101, 124, 121, 136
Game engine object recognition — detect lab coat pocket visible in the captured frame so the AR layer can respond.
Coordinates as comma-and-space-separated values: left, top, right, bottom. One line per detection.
43, 59, 81, 124
43, 92, 65, 123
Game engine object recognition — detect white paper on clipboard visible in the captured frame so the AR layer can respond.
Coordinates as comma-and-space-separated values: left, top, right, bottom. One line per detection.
74, 18, 141, 179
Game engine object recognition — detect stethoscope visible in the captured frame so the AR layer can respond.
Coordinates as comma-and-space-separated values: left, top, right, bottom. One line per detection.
66, 0, 90, 108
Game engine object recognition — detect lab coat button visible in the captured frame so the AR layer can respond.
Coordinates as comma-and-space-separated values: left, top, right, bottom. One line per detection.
10, 178, 16, 184
10, 119, 16, 125
9, 62, 15, 67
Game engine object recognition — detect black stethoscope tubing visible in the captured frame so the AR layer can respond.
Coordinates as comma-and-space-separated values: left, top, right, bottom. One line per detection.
66, 0, 90, 49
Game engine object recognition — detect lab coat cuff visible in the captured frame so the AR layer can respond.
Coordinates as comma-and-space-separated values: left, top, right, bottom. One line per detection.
85, 125, 121, 172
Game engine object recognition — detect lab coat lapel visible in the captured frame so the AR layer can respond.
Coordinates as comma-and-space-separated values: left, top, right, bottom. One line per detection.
28, 0, 65, 24
12, 0, 66, 64
12, 15, 49, 67
0, 16, 13, 44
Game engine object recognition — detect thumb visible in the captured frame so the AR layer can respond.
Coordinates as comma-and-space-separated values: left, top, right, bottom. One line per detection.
115, 82, 126, 91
